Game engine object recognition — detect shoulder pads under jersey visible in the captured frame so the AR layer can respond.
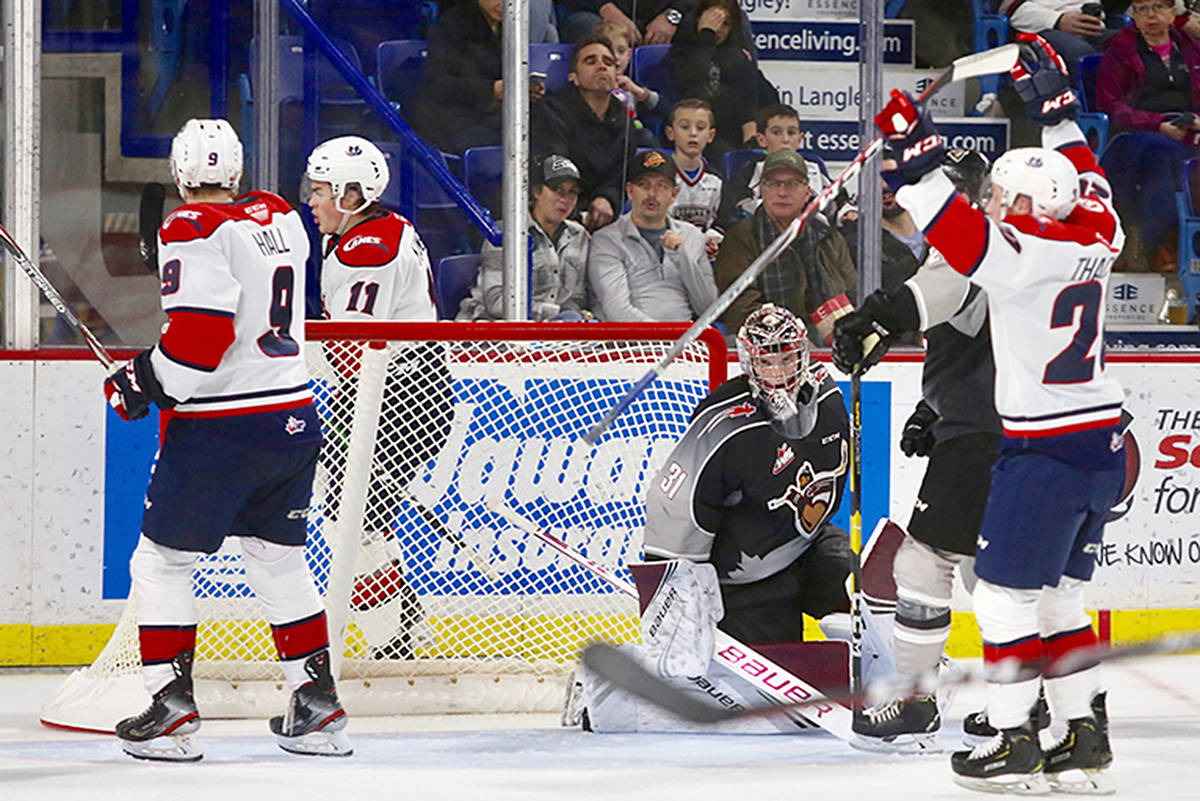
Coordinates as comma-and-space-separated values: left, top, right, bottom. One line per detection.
335, 212, 411, 268
160, 190, 294, 244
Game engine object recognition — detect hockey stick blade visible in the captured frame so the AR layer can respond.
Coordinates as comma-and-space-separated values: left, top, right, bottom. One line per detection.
584, 629, 1200, 726
0, 221, 114, 369
583, 42, 1020, 446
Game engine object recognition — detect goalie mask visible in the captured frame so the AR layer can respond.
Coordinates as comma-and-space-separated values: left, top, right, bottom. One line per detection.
990, 147, 1078, 220
170, 118, 243, 193
737, 304, 822, 439
303, 136, 390, 216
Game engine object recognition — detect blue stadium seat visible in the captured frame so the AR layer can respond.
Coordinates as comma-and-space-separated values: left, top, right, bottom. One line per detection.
376, 39, 428, 114
1175, 157, 1200, 322
307, 0, 424, 78
530, 43, 573, 94
434, 253, 482, 319
250, 35, 367, 105
972, 0, 1009, 108
1074, 54, 1109, 153
631, 44, 672, 100
376, 141, 461, 212
463, 146, 504, 217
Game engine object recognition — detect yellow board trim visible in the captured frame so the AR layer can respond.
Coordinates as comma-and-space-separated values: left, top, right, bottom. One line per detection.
5, 610, 1199, 667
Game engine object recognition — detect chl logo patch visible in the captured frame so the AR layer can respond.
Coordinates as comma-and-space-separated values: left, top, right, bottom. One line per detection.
766, 441, 848, 535
772, 443, 794, 475
285, 416, 306, 435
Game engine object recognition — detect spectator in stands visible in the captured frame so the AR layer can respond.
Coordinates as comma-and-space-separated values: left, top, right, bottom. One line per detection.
714, 150, 856, 341
663, 99, 723, 255
458, 154, 592, 321
418, 0, 546, 153
532, 34, 643, 231
593, 21, 666, 120
558, 0, 697, 46
997, 1, 1120, 75
666, 0, 759, 162
1098, 0, 1200, 269
718, 104, 844, 229
588, 150, 717, 321
841, 154, 928, 289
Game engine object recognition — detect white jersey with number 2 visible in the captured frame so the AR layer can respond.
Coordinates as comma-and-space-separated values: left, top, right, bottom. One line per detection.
896, 120, 1124, 439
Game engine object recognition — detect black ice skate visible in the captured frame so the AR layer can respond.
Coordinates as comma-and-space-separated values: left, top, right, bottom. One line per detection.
963, 687, 1050, 746
116, 650, 202, 762
850, 695, 941, 754
1044, 693, 1114, 795
269, 650, 353, 757
951, 718, 1048, 795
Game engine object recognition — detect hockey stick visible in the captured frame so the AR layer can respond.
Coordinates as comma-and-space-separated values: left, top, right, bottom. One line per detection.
583, 627, 1200, 726
0, 221, 114, 370
488, 500, 855, 740
582, 43, 1020, 446
138, 182, 166, 273
848, 372, 865, 703
398, 486, 503, 584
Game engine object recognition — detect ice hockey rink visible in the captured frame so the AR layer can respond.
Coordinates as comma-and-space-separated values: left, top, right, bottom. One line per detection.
1, 655, 1196, 801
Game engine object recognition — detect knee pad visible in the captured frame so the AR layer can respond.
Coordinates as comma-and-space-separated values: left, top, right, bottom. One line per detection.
240, 537, 324, 625
893, 536, 956, 608
1039, 576, 1091, 637
972, 579, 1040, 646
129, 536, 198, 625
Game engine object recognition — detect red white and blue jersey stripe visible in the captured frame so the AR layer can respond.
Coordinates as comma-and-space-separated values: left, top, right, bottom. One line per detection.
896, 120, 1125, 439
151, 190, 313, 418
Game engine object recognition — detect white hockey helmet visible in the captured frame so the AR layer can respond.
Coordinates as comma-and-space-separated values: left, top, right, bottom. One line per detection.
170, 118, 243, 191
305, 136, 390, 212
737, 304, 821, 438
990, 147, 1079, 220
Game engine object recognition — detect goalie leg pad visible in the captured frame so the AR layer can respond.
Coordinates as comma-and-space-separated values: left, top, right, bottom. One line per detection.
819, 606, 896, 688
629, 560, 723, 678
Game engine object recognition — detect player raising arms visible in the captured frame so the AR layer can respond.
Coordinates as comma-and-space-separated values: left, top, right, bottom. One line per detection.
875, 36, 1125, 794
306, 136, 453, 660
103, 119, 350, 761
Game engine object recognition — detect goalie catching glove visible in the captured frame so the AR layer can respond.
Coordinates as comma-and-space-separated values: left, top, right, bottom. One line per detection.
1011, 33, 1079, 127
873, 90, 945, 184
629, 560, 723, 678
103, 349, 176, 421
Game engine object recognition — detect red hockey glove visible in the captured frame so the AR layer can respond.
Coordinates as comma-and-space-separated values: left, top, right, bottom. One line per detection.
1011, 32, 1079, 126
103, 349, 173, 421
874, 89, 945, 183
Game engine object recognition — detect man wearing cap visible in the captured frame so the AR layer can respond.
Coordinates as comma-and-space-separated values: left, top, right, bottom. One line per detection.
458, 154, 592, 321
714, 149, 855, 340
588, 149, 718, 321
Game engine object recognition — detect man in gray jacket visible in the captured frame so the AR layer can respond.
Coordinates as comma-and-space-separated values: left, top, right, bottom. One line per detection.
588, 149, 718, 321
458, 154, 591, 321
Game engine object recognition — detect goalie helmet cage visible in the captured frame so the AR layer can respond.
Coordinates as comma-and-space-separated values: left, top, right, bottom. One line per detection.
40, 321, 727, 732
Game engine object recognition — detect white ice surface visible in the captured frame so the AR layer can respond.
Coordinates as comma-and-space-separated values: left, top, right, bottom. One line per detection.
2, 656, 1198, 801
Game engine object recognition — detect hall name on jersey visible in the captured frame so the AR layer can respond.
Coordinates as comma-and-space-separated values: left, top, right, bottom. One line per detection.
251, 228, 291, 256
1068, 254, 1115, 283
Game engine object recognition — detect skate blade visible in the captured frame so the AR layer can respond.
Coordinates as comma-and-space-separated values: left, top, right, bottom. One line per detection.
850, 731, 942, 754
276, 729, 353, 757
952, 772, 1050, 796
1046, 768, 1116, 796
120, 734, 203, 762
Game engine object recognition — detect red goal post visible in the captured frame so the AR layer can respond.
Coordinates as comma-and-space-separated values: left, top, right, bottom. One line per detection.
40, 321, 727, 731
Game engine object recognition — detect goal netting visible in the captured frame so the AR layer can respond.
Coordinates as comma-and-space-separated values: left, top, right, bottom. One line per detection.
41, 321, 727, 731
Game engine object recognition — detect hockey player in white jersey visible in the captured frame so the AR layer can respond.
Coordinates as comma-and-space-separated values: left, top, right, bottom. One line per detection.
875, 34, 1124, 794
103, 119, 350, 761
305, 136, 452, 660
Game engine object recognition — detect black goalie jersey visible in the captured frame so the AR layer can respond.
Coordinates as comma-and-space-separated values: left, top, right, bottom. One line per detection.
644, 371, 849, 584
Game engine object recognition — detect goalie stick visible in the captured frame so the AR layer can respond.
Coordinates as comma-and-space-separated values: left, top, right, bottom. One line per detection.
583, 628, 1200, 726
0, 221, 114, 370
488, 500, 855, 741
583, 43, 1020, 446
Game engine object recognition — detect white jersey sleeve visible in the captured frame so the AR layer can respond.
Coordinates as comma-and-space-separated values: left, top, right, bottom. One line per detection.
321, 211, 437, 322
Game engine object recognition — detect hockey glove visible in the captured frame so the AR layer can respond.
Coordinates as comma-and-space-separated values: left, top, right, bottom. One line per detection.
831, 289, 904, 376
874, 89, 945, 184
103, 349, 174, 421
1011, 33, 1079, 127
899, 399, 939, 458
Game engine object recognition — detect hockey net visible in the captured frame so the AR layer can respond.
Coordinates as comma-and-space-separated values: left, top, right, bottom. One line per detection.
41, 321, 726, 731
